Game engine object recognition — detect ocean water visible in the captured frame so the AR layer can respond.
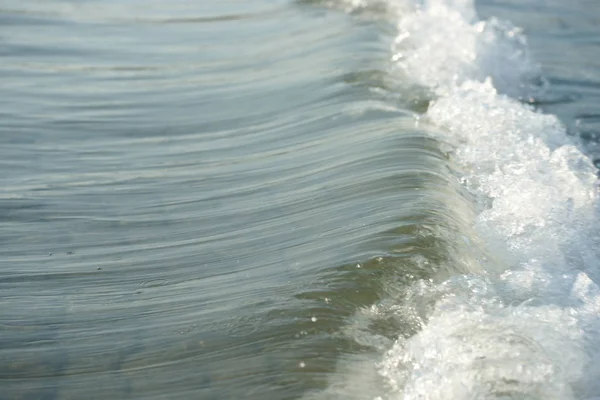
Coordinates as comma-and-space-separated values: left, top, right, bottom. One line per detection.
1, 0, 600, 399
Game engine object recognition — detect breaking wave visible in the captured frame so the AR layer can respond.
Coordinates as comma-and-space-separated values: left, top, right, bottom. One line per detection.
311, 0, 600, 399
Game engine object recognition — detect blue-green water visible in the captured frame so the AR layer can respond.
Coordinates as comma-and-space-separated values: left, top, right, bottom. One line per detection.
2, 1, 600, 399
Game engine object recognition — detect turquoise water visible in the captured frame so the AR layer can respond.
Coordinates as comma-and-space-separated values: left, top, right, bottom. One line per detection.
1, 1, 600, 399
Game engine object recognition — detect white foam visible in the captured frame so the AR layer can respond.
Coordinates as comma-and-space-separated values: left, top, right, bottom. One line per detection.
392, 1, 547, 98
375, 0, 600, 399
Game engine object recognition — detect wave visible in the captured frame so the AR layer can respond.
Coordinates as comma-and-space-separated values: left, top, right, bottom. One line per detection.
308, 0, 600, 399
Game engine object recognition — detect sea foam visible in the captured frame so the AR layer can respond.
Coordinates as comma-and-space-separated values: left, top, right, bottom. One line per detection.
376, 0, 600, 399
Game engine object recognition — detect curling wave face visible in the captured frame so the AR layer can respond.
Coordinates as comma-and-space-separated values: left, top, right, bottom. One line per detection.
3, 0, 599, 398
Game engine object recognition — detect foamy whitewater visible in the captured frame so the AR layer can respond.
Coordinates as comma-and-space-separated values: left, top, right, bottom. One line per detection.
318, 0, 600, 399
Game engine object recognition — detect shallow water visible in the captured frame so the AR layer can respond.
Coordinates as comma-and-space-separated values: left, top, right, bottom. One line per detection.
1, 0, 599, 399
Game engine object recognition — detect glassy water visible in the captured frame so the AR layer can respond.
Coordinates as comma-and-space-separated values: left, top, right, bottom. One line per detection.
1, 0, 599, 399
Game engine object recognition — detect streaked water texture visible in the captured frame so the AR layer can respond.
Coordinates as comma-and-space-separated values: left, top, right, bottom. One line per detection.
2, 0, 600, 399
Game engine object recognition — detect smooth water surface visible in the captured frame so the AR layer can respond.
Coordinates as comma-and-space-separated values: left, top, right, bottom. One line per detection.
1, 0, 600, 399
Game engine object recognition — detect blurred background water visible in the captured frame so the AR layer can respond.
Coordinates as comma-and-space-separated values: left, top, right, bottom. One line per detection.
1, 0, 599, 399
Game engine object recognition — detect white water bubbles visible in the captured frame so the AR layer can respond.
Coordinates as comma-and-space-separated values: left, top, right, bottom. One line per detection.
392, 1, 546, 100
379, 0, 600, 398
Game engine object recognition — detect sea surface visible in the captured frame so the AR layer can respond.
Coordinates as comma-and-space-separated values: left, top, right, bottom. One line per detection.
2, 0, 600, 399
